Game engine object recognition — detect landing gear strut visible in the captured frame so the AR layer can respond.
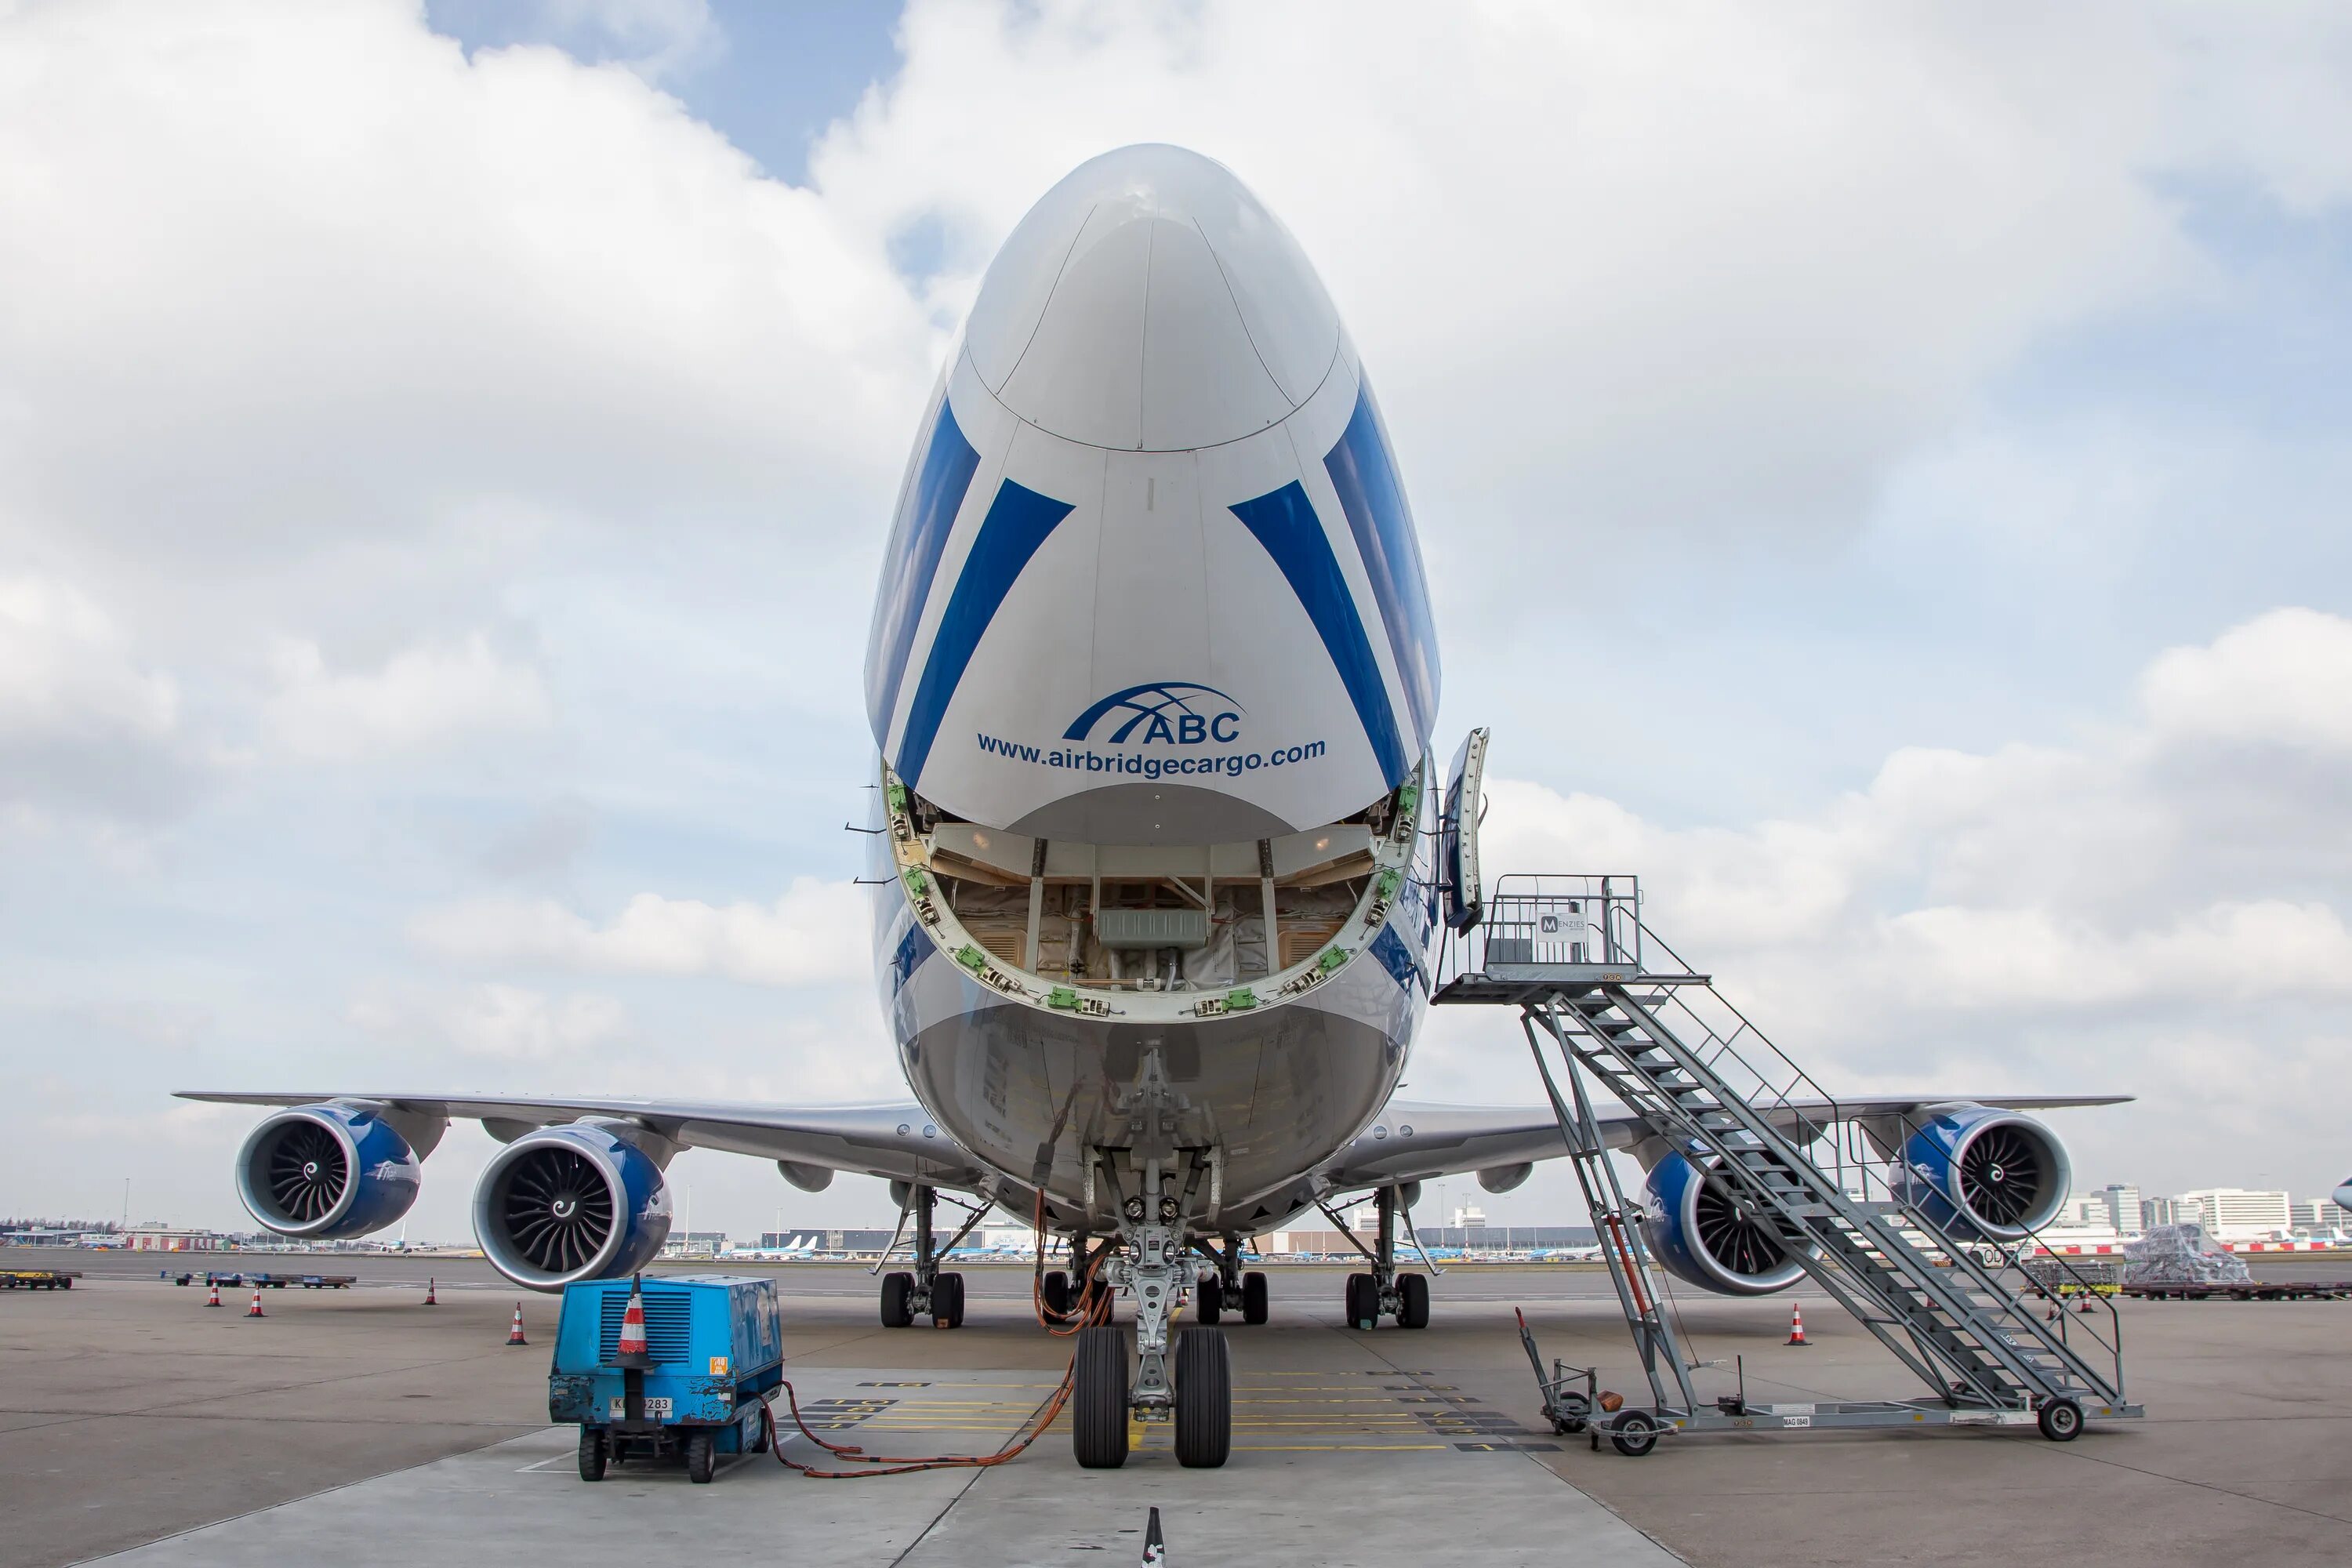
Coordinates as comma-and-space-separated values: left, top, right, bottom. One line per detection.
877, 1183, 972, 1329
1340, 1185, 1430, 1330
1071, 1156, 1232, 1469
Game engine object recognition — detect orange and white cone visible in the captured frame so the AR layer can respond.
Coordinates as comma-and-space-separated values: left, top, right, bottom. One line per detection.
246, 1287, 266, 1319
423, 1277, 437, 1307
205, 1280, 222, 1308
615, 1276, 651, 1367
2076, 1294, 2096, 1314
506, 1303, 528, 1346
1785, 1304, 1808, 1345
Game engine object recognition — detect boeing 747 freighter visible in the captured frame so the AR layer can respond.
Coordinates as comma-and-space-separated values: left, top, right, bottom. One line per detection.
185, 145, 2118, 1468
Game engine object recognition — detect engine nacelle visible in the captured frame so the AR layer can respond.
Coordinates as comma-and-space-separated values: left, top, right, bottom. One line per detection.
473, 1123, 672, 1291
1640, 1152, 1806, 1296
1893, 1104, 2070, 1242
235, 1102, 424, 1240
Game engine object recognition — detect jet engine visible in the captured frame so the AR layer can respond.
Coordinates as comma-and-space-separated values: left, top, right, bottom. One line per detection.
1639, 1151, 1806, 1296
234, 1102, 430, 1240
473, 1122, 673, 1291
1892, 1104, 2070, 1242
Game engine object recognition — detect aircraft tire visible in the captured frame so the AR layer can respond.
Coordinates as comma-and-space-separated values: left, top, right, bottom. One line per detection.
880, 1271, 913, 1328
935, 1272, 966, 1328
1196, 1275, 1223, 1324
1399, 1273, 1431, 1330
1073, 1325, 1130, 1468
1345, 1272, 1377, 1330
1042, 1269, 1072, 1317
1174, 1327, 1232, 1468
1242, 1270, 1269, 1324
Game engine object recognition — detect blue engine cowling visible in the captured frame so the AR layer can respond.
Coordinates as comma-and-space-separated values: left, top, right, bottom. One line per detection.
1640, 1151, 1806, 1296
473, 1122, 672, 1292
1893, 1104, 2069, 1242
235, 1102, 423, 1240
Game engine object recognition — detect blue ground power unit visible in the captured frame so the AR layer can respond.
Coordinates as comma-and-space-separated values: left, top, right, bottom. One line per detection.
549, 1274, 783, 1483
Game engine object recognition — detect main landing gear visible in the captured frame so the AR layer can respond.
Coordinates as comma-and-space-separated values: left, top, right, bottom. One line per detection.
877, 1183, 970, 1329
1194, 1233, 1269, 1327
1070, 1161, 1232, 1470
1341, 1185, 1431, 1331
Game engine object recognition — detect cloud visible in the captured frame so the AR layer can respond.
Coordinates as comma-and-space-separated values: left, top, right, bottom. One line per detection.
262, 633, 553, 761
408, 877, 869, 987
1428, 608, 2352, 1195
5, 2, 2352, 1228
350, 982, 626, 1061
0, 575, 196, 821
2140, 607, 2352, 753
809, 0, 2352, 551
0, 0, 932, 587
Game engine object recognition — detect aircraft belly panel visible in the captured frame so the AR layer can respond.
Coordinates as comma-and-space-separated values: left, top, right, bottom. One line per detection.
889, 938, 1415, 1228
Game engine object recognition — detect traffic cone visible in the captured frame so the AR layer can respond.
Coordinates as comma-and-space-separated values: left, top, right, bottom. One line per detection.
205, 1280, 222, 1308
2076, 1294, 2096, 1314
1785, 1304, 1808, 1345
615, 1276, 651, 1367
1141, 1505, 1165, 1565
423, 1277, 437, 1307
246, 1287, 266, 1319
506, 1303, 529, 1346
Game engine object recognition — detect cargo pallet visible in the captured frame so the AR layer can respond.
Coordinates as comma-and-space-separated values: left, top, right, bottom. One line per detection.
1436, 868, 2141, 1455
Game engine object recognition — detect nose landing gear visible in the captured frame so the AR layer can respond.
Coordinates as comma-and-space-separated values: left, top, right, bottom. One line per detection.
1071, 1161, 1233, 1468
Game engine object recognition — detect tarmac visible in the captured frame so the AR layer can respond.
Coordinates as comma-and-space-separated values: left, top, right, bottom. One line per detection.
5, 1250, 2348, 1566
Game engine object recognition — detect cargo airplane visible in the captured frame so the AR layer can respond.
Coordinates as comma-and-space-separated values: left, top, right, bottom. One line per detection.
185, 145, 2119, 1469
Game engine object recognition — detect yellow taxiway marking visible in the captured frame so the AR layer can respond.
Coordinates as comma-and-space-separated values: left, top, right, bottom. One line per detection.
1232, 1443, 1451, 1452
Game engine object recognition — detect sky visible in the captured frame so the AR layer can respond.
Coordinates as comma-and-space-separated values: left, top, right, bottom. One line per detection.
3, 0, 2350, 1242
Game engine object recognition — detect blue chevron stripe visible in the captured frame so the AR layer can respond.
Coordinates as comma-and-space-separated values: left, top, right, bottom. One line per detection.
866, 399, 981, 746
895, 477, 1076, 789
1228, 481, 1408, 787
1323, 383, 1439, 750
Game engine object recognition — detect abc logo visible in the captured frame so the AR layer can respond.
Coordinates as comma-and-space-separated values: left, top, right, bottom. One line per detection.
1063, 682, 1243, 747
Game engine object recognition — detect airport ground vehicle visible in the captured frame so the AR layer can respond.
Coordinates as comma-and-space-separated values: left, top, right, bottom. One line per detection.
549, 1276, 783, 1485
1, 1269, 80, 1290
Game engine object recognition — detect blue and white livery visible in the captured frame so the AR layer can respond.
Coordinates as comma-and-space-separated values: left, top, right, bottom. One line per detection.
182, 146, 2125, 1471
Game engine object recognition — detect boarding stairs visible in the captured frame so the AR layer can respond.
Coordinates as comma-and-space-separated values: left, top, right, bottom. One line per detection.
1436, 875, 2136, 1435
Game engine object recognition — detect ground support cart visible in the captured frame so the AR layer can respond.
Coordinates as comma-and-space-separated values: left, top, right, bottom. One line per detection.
188, 1271, 354, 1289
2122, 1280, 2351, 1301
1, 1269, 81, 1290
548, 1275, 784, 1484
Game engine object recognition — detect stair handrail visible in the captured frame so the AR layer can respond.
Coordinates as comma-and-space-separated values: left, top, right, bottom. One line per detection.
1837, 1107, 2128, 1402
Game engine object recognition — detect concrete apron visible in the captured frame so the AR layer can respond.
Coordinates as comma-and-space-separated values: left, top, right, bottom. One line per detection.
88, 1364, 1680, 1567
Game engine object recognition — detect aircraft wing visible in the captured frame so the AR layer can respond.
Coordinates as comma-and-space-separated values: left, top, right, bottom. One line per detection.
172, 1091, 989, 1190
1316, 1094, 2132, 1193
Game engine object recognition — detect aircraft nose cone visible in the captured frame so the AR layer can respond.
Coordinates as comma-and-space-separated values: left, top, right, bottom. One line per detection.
964, 143, 1341, 452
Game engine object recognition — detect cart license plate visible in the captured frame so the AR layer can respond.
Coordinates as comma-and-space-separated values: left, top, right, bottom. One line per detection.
609, 1396, 672, 1417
